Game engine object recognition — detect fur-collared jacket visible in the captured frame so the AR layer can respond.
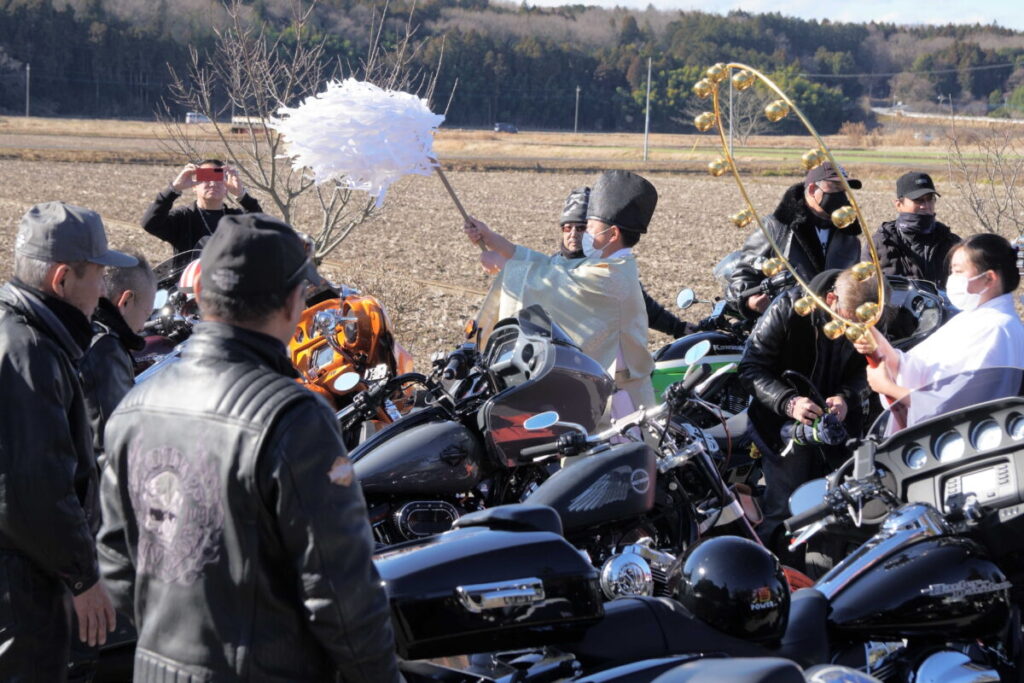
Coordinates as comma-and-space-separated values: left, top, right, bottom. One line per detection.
725, 183, 862, 318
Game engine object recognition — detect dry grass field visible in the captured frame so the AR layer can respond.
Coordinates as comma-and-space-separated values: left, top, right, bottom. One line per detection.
0, 116, 996, 369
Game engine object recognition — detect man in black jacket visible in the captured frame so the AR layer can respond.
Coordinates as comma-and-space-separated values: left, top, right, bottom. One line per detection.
726, 162, 863, 319
141, 159, 262, 258
739, 267, 881, 553
80, 252, 156, 460
98, 214, 400, 682
862, 171, 960, 289
0, 202, 130, 678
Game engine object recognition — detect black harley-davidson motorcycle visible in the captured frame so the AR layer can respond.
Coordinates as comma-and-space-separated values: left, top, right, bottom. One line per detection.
781, 366, 1024, 680
374, 502, 879, 683
347, 305, 616, 545
512, 347, 802, 601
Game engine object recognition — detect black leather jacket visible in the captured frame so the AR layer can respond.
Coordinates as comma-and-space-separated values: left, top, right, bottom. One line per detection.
863, 219, 960, 289
738, 286, 867, 458
726, 183, 862, 319
80, 298, 144, 459
0, 281, 100, 594
141, 185, 263, 256
98, 322, 400, 683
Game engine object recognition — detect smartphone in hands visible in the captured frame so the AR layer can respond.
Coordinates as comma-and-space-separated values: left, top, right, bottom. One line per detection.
194, 167, 225, 183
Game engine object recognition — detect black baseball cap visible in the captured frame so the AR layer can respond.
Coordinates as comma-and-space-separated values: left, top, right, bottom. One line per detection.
16, 202, 136, 267
804, 162, 862, 190
896, 172, 940, 200
200, 213, 322, 296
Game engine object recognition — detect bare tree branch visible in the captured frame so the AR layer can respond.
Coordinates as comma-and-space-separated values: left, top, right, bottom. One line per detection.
945, 124, 1024, 238
157, 0, 436, 260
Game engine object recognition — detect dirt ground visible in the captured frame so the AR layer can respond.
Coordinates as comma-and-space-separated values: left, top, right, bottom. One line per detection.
0, 156, 981, 370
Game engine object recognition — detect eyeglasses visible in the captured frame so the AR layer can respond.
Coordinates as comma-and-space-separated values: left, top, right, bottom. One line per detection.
561, 224, 586, 233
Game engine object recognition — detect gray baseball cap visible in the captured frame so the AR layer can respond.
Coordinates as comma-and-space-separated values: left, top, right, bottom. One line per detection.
16, 202, 136, 267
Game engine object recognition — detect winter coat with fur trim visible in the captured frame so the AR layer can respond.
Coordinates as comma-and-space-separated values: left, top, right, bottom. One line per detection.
725, 183, 862, 319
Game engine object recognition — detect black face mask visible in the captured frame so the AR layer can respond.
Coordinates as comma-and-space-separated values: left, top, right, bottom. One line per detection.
896, 212, 936, 235
818, 190, 848, 216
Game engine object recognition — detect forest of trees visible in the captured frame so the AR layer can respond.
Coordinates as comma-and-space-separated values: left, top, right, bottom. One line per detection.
2, 0, 1024, 133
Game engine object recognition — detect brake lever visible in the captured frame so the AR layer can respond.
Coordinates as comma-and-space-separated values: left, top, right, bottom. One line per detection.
788, 518, 830, 550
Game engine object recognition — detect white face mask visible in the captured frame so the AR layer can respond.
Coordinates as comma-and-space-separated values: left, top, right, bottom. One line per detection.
946, 272, 990, 312
582, 228, 613, 259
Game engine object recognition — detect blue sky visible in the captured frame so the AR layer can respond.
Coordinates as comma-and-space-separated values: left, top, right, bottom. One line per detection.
524, 0, 1024, 31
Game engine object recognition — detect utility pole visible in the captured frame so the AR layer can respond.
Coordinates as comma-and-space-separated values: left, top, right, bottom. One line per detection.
643, 57, 652, 162
24, 63, 29, 117
574, 85, 580, 134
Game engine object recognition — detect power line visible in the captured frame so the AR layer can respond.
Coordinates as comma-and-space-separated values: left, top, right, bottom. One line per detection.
801, 61, 1017, 79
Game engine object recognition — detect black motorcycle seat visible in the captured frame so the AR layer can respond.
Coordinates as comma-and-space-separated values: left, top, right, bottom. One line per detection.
653, 657, 804, 683
567, 597, 771, 669
777, 588, 830, 668
453, 504, 564, 536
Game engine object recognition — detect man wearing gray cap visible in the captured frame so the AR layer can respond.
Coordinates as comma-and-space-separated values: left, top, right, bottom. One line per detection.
98, 213, 400, 682
468, 170, 658, 412
0, 201, 131, 677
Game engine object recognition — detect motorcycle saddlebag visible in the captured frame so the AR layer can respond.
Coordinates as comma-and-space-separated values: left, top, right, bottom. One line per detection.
376, 523, 603, 660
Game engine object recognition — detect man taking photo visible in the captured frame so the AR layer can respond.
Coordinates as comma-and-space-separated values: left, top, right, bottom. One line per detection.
141, 159, 263, 258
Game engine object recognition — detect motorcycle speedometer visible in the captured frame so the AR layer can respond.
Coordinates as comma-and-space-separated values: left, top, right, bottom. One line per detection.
1008, 414, 1024, 441
934, 430, 965, 463
903, 445, 928, 470
970, 420, 1002, 451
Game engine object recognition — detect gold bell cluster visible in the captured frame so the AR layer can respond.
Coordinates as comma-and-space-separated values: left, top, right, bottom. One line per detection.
689, 61, 884, 347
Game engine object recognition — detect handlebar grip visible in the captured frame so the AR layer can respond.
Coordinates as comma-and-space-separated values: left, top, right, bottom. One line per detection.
680, 362, 712, 396
519, 442, 561, 458
442, 354, 465, 380
783, 500, 833, 534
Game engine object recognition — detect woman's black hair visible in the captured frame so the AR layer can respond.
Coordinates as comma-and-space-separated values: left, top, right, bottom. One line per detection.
952, 233, 1020, 293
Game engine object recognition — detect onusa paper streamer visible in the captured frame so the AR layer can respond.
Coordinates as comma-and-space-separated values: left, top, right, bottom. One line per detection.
269, 79, 445, 206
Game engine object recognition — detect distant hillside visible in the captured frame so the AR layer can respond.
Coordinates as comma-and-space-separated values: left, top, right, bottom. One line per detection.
2, 0, 1023, 133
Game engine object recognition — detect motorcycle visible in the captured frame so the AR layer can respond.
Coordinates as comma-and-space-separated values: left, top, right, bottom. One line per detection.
288, 284, 415, 445
781, 366, 1024, 680
134, 250, 203, 374
348, 305, 615, 545
375, 501, 879, 682
513, 345, 811, 601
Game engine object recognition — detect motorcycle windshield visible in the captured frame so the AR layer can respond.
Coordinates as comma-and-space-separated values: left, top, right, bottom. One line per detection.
152, 249, 203, 289
514, 304, 577, 347
868, 366, 1024, 439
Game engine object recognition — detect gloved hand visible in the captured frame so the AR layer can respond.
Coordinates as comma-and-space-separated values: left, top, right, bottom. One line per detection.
780, 412, 848, 447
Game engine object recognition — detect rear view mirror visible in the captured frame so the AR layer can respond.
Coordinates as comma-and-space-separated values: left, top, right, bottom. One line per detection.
683, 339, 711, 366
153, 290, 169, 311
333, 372, 361, 393
676, 289, 696, 310
524, 411, 559, 431
789, 478, 827, 517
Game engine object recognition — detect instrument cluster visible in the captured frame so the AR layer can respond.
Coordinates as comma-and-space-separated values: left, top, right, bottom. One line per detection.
872, 398, 1024, 519
899, 412, 1024, 470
